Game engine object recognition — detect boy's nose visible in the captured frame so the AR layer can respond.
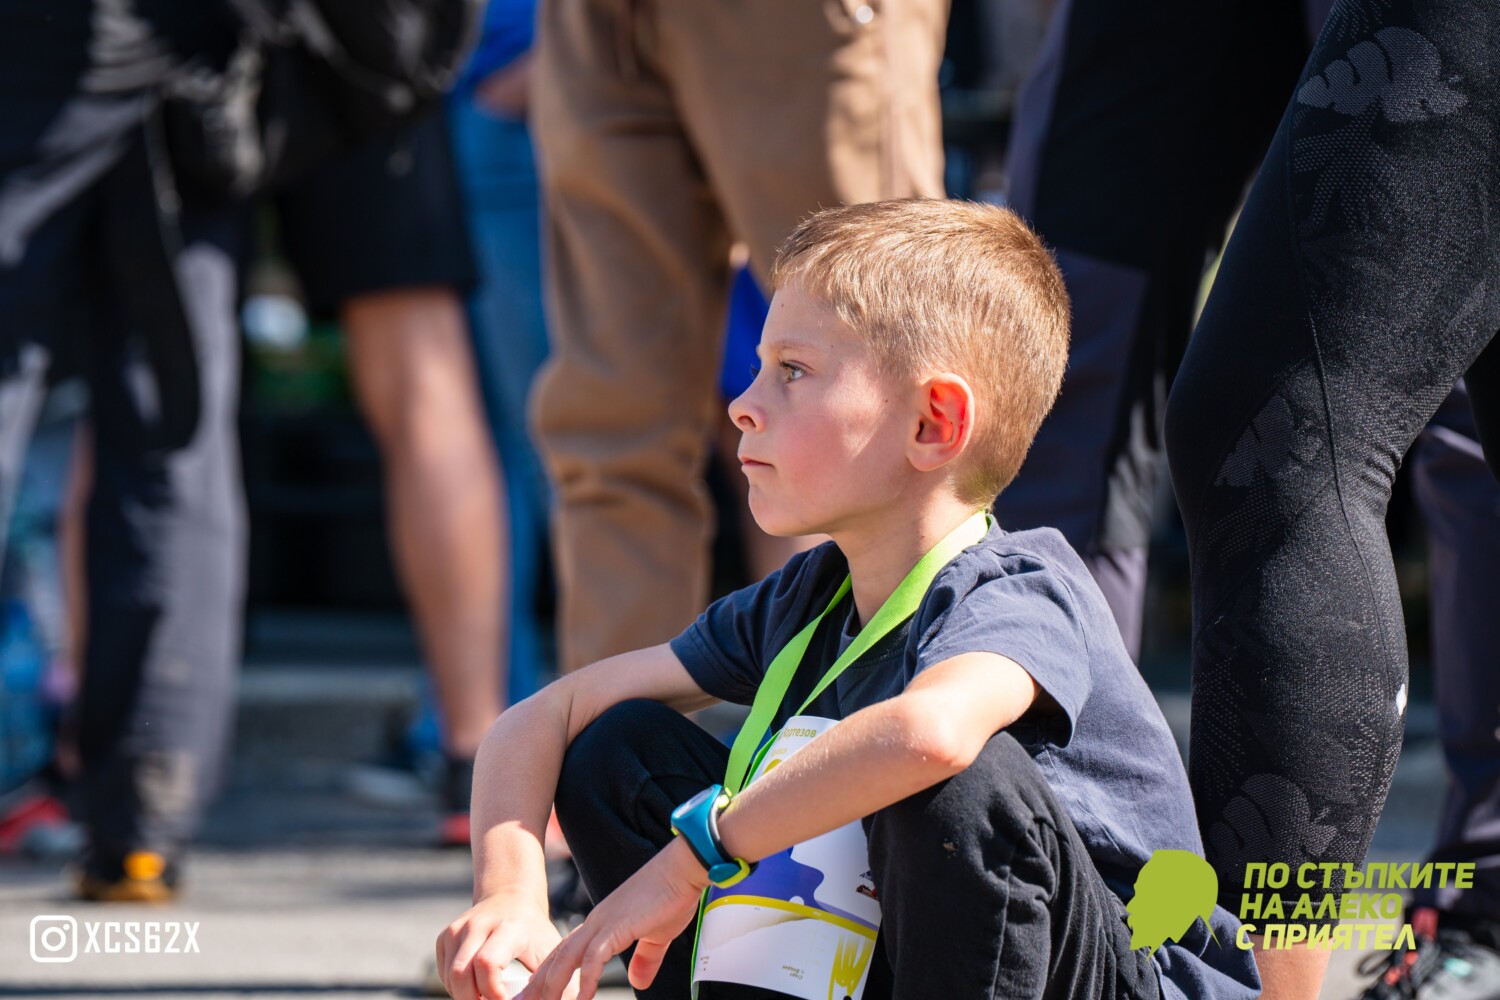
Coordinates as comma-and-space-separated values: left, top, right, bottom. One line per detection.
727, 389, 761, 432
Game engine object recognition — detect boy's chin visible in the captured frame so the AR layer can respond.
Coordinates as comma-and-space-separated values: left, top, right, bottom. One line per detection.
749, 506, 819, 539
753, 517, 805, 539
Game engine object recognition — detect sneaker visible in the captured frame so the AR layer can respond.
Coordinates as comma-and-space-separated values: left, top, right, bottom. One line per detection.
75, 850, 180, 903
0, 782, 76, 857
440, 755, 475, 848
1355, 907, 1500, 999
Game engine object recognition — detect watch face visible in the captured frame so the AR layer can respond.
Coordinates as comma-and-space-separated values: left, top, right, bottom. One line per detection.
673, 785, 718, 824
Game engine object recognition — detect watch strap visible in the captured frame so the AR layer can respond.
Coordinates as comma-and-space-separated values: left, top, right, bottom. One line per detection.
672, 785, 755, 888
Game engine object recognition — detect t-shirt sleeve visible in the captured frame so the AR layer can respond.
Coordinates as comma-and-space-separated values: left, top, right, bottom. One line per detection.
914, 561, 1091, 747
669, 544, 830, 705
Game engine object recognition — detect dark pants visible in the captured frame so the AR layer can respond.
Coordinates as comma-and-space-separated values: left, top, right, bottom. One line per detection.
0, 125, 246, 867
1165, 0, 1500, 919
554, 700, 1160, 1000
998, 0, 1316, 659
1410, 383, 1500, 919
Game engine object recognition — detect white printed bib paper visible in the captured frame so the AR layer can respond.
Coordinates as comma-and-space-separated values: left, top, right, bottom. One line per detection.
693, 716, 880, 1000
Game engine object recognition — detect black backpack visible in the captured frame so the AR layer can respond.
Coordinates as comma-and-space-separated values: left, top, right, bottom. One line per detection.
162, 0, 484, 198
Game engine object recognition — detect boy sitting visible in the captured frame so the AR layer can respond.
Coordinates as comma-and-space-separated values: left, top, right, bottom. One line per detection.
435, 200, 1261, 1000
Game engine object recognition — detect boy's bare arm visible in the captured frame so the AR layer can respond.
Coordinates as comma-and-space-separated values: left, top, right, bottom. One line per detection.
716, 650, 1041, 862
472, 643, 716, 901
522, 650, 1043, 1000
437, 643, 715, 1000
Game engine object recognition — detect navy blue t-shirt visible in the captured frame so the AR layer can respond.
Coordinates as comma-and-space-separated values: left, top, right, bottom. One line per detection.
670, 524, 1260, 1000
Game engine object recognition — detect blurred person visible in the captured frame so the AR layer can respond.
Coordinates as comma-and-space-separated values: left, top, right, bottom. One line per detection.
275, 109, 507, 848
999, 0, 1327, 658
1005, 1, 1500, 997
530, 0, 951, 673
1376, 381, 1500, 1000
2, 0, 486, 896
0, 1, 248, 901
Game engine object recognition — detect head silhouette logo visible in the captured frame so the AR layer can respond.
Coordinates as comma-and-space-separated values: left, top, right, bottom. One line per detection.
1126, 850, 1220, 951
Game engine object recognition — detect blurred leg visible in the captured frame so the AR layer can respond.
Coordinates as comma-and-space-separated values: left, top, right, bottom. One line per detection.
344, 287, 506, 759
531, 0, 733, 673
447, 95, 553, 699
80, 180, 246, 868
670, 0, 947, 283
533, 0, 949, 673
0, 346, 51, 570
1410, 382, 1500, 920
0, 181, 91, 575
278, 108, 504, 760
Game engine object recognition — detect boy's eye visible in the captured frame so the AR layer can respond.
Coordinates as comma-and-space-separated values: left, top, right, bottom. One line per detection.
781, 362, 805, 382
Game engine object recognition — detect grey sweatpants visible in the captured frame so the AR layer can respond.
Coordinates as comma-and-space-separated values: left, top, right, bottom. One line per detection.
0, 126, 246, 866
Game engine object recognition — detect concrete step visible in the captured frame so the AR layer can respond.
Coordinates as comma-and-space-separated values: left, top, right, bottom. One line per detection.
231, 663, 423, 791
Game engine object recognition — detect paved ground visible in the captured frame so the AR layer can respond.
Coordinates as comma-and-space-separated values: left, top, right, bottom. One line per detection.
0, 646, 1454, 999
0, 785, 630, 1000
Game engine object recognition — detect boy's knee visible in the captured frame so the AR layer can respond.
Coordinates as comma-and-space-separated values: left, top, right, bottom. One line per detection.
869, 730, 1061, 874
864, 728, 1086, 905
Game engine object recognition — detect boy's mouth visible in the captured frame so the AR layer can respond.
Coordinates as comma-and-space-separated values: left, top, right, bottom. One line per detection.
739, 455, 771, 469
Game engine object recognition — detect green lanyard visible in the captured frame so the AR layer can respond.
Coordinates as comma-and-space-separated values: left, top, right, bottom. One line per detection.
722, 509, 991, 795
688, 511, 990, 996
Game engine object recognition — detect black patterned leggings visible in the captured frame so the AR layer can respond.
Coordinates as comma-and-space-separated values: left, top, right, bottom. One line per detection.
1166, 0, 1500, 918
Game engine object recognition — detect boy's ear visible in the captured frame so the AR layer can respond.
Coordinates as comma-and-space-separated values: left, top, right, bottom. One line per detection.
909, 373, 976, 473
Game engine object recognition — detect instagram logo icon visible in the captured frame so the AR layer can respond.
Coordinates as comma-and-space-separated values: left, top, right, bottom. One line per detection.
30, 915, 78, 963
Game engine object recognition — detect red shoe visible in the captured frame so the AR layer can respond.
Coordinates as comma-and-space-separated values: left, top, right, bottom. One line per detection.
0, 790, 70, 855
439, 755, 474, 848
439, 811, 470, 848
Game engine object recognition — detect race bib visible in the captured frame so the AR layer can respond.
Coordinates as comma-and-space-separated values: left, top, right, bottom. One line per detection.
693, 717, 880, 1000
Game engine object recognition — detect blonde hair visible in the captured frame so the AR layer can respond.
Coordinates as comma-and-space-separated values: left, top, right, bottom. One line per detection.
769, 199, 1071, 507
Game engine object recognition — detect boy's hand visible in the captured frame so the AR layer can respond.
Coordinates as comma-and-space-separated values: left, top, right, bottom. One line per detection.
437, 893, 565, 1000
521, 837, 709, 1000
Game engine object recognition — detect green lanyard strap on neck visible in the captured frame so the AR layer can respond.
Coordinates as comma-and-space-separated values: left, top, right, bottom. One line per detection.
687, 511, 991, 998
721, 510, 990, 795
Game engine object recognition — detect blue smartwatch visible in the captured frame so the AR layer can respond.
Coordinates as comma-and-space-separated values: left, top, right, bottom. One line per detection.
669, 784, 755, 888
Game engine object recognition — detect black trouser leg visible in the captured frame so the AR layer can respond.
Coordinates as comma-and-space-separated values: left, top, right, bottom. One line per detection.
557, 702, 1158, 1000
998, 0, 1309, 659
77, 147, 246, 865
866, 729, 1158, 1000
555, 700, 732, 1000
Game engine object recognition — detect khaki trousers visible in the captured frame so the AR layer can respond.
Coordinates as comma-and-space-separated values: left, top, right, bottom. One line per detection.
532, 0, 948, 672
